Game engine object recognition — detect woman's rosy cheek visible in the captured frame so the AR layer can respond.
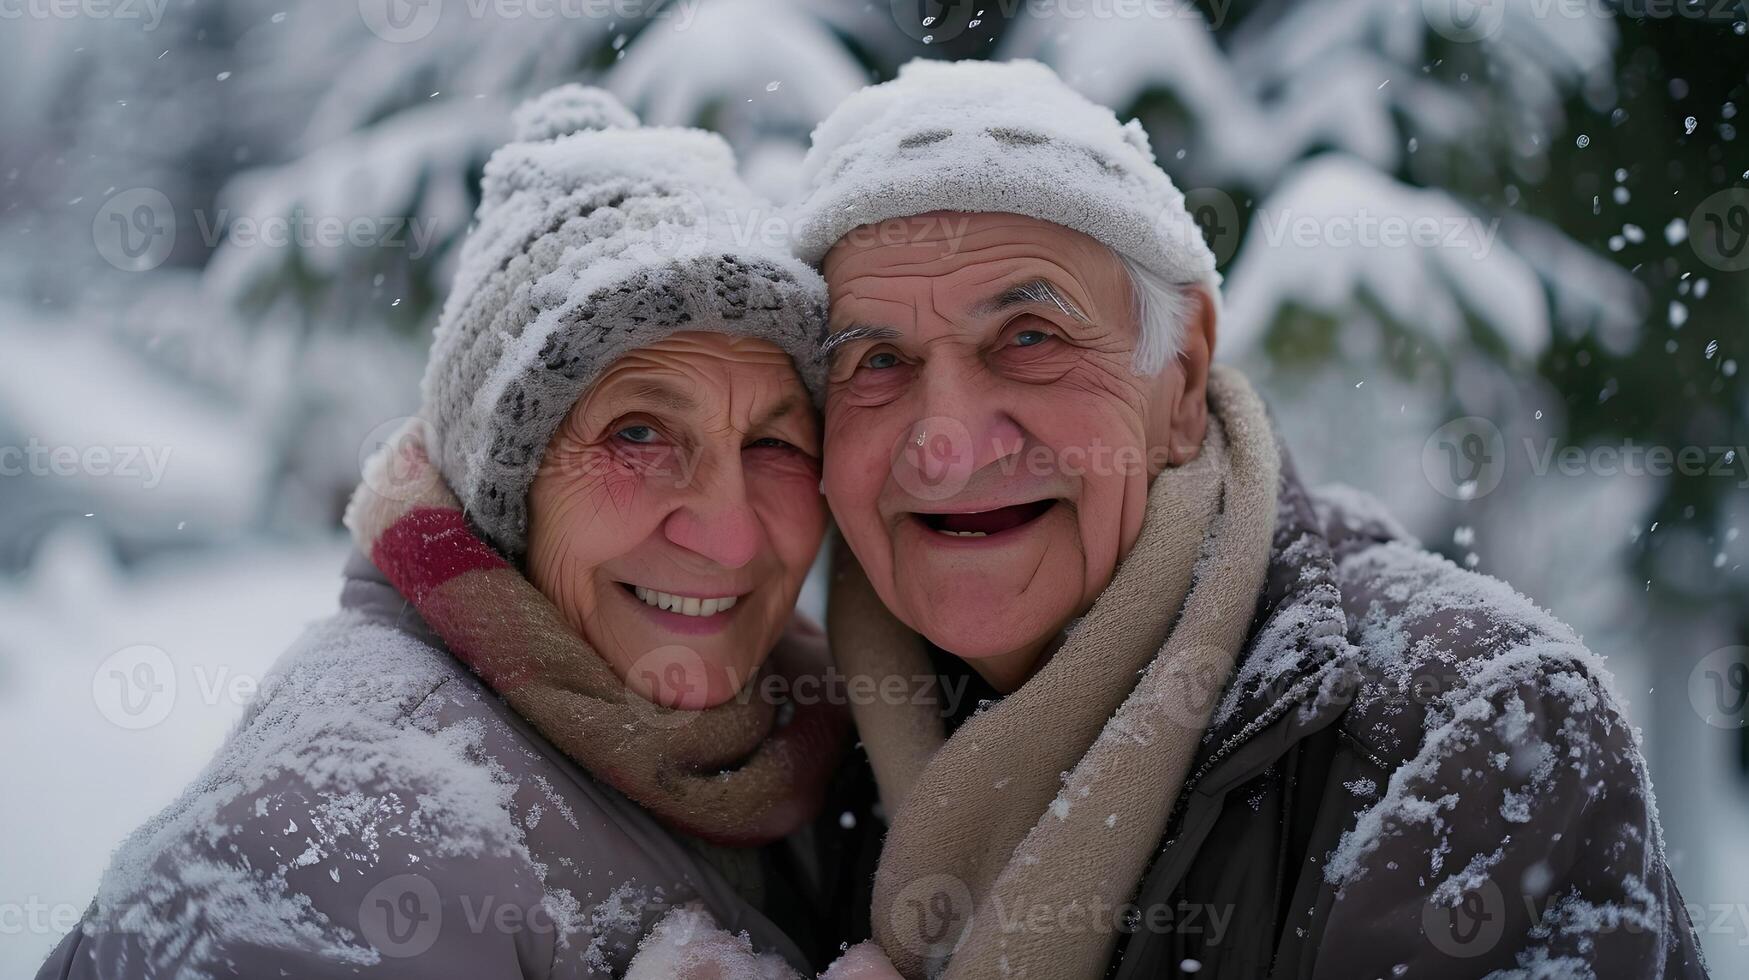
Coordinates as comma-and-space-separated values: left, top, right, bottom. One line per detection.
749, 452, 828, 554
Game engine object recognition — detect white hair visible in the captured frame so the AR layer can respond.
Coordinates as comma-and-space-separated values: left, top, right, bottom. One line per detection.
1118, 253, 1200, 377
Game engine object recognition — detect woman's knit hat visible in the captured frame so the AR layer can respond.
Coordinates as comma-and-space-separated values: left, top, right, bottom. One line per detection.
418, 85, 828, 560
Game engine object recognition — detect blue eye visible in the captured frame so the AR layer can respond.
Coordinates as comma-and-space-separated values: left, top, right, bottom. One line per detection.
864, 351, 900, 370
1013, 329, 1050, 348
615, 424, 658, 444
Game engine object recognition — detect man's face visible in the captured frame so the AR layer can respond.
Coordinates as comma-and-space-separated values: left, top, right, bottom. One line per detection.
821, 212, 1205, 690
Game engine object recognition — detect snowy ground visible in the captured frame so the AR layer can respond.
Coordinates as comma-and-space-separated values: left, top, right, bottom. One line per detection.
0, 528, 350, 975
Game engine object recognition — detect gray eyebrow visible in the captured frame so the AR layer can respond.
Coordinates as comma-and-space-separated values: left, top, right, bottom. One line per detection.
820, 323, 902, 360
972, 278, 1091, 323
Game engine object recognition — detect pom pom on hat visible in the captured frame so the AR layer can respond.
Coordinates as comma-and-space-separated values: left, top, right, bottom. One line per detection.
511, 84, 639, 143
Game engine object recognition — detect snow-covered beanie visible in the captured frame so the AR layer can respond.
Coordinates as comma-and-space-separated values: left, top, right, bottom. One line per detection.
419, 85, 829, 561
791, 58, 1220, 345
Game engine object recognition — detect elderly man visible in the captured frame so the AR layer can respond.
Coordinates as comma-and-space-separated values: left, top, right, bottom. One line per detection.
793, 60, 1709, 980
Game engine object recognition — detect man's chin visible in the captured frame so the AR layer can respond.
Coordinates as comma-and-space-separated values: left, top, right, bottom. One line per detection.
896, 580, 1074, 664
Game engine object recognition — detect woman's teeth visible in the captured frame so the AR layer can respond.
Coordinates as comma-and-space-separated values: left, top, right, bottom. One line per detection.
632, 586, 739, 617
937, 529, 988, 537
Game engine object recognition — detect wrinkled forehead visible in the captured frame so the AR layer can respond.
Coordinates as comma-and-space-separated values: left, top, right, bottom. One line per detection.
821, 211, 1129, 327
580, 330, 809, 422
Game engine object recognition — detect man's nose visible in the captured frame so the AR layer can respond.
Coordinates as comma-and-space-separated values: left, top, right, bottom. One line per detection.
899, 360, 1026, 493
662, 452, 762, 569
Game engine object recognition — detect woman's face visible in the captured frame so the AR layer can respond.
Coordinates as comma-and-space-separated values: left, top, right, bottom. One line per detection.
525, 331, 825, 710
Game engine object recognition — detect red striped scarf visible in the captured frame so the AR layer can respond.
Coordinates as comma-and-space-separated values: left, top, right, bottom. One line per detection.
344, 420, 847, 846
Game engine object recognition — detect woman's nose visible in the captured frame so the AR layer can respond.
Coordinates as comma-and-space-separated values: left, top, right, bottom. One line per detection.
661, 455, 763, 569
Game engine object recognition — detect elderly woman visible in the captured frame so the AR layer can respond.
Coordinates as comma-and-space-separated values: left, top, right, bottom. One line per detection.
38, 87, 873, 980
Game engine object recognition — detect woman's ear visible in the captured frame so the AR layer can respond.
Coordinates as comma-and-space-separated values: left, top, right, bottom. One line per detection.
1147, 285, 1217, 469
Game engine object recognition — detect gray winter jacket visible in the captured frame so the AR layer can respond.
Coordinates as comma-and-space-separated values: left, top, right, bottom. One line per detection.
1105, 461, 1710, 979
39, 553, 873, 979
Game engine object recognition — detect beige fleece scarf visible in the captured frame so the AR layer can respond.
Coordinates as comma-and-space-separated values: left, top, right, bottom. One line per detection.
829, 366, 1280, 979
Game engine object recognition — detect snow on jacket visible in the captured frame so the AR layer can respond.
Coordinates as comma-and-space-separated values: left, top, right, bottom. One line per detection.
1099, 455, 1710, 979
38, 552, 875, 979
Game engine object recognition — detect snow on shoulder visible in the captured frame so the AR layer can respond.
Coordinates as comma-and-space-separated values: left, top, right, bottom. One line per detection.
77, 612, 555, 973
1321, 539, 1675, 971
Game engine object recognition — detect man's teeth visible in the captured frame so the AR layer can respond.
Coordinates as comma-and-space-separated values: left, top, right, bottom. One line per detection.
937, 529, 988, 537
632, 586, 739, 616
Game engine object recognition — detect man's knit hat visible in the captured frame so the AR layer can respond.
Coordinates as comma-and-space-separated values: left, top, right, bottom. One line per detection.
419, 85, 828, 560
791, 59, 1219, 291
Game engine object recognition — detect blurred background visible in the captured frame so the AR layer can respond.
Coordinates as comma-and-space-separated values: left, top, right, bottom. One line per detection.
1, 0, 1745, 973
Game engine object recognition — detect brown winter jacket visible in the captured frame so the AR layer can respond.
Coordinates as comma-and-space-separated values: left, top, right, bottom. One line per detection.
1095, 457, 1711, 979
37, 553, 877, 979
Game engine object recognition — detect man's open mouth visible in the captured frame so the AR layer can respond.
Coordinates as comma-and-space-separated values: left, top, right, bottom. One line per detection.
913, 499, 1058, 538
